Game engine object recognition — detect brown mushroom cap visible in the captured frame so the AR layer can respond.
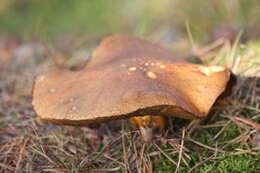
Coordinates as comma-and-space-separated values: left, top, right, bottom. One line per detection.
32, 35, 232, 126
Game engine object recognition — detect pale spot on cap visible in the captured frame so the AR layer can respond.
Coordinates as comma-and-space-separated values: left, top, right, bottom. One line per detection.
159, 64, 166, 69
146, 71, 157, 79
71, 106, 77, 111
198, 66, 225, 76
38, 76, 45, 82
128, 66, 137, 71
48, 88, 56, 93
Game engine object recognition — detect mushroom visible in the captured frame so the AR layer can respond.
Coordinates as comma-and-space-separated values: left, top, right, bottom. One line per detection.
32, 35, 235, 141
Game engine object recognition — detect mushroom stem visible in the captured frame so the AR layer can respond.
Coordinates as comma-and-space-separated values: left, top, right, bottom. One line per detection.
129, 115, 165, 141
140, 127, 153, 142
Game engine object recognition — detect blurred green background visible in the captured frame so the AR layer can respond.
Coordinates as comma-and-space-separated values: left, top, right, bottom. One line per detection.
0, 0, 259, 43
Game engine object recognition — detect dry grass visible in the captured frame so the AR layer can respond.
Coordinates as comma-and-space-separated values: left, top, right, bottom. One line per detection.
0, 37, 259, 173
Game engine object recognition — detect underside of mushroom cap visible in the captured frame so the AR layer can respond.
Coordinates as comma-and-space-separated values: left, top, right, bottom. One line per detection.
32, 35, 233, 126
